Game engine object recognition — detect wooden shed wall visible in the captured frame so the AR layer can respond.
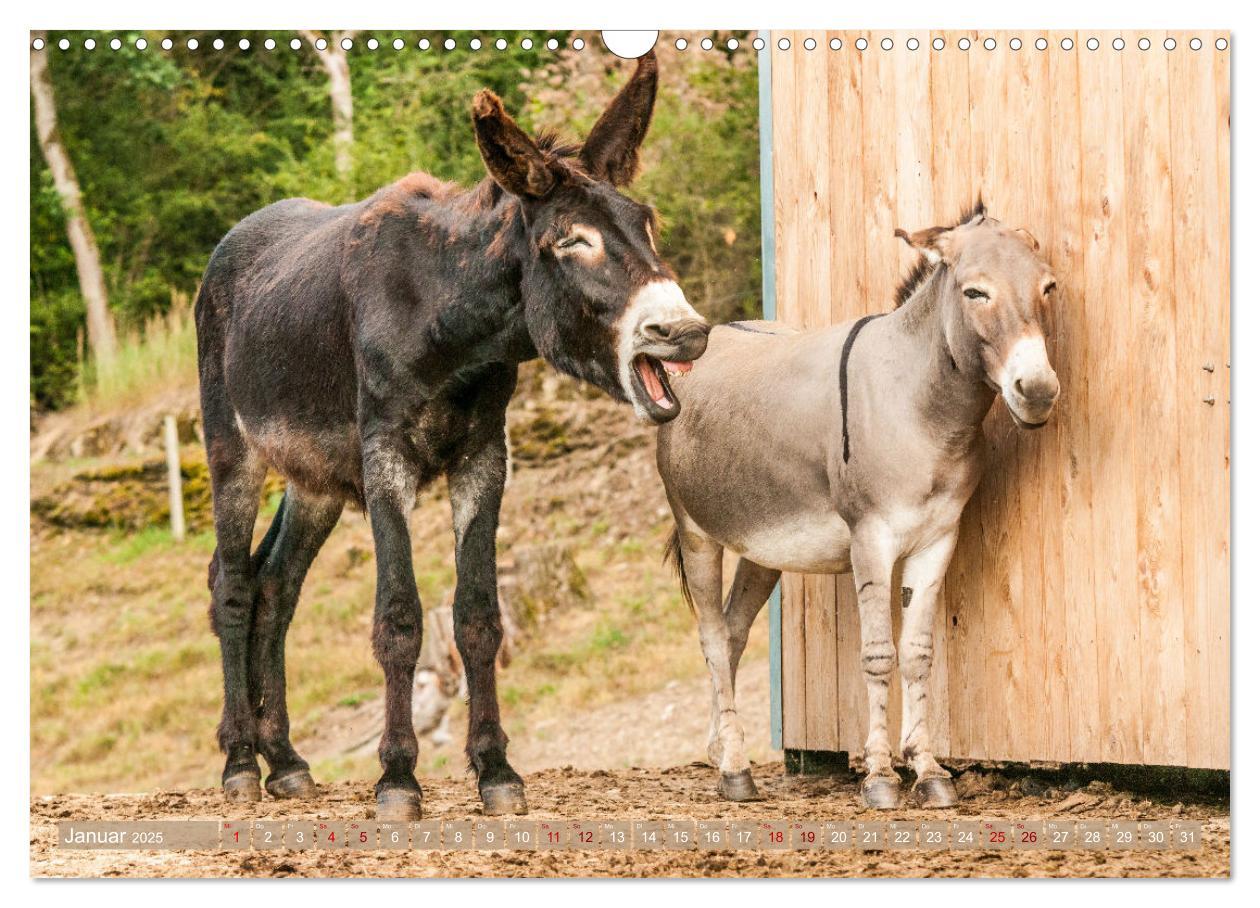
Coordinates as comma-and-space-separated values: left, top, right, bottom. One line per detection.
768, 30, 1230, 769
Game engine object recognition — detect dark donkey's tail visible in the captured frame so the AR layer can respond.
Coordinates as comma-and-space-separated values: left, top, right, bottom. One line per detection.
664, 525, 696, 615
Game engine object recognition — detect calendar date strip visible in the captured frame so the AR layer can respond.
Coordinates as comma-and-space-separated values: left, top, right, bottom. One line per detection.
56, 818, 1204, 852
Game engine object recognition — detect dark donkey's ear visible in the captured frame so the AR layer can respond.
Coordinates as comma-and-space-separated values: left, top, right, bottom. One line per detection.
472, 90, 555, 199
580, 50, 659, 186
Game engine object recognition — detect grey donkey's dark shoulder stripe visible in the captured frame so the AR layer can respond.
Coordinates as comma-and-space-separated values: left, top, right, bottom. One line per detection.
840, 314, 884, 464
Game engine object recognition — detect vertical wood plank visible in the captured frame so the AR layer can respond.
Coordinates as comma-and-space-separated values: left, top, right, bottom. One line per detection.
967, 31, 1028, 761
792, 34, 841, 754
892, 29, 952, 756
834, 576, 865, 756
1017, 30, 1074, 765
1120, 30, 1188, 767
827, 32, 868, 310
826, 31, 869, 757
999, 29, 1056, 763
855, 31, 907, 755
1046, 29, 1103, 763
780, 571, 808, 750
930, 29, 984, 761
1209, 30, 1231, 769
860, 32, 899, 312
1168, 30, 1223, 770
1077, 32, 1143, 764
770, 34, 807, 750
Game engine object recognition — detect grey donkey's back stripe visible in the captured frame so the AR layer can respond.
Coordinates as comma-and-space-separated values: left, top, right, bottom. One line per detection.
726, 321, 771, 334
840, 314, 883, 464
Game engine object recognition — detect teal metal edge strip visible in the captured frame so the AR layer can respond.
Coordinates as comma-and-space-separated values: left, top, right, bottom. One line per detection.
757, 28, 783, 752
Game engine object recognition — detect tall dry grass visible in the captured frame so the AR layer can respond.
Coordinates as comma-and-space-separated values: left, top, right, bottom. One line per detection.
78, 290, 199, 413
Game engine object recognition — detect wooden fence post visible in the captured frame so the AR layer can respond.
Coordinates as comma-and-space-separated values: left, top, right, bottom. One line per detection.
163, 414, 185, 541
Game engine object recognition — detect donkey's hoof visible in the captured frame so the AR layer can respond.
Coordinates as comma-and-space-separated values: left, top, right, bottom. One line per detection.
911, 776, 957, 809
266, 769, 318, 800
718, 770, 761, 802
861, 776, 902, 810
480, 782, 529, 816
376, 789, 423, 822
223, 771, 262, 803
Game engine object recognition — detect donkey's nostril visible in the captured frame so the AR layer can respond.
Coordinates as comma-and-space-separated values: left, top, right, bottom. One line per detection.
1013, 372, 1060, 404
640, 317, 710, 344
641, 321, 671, 342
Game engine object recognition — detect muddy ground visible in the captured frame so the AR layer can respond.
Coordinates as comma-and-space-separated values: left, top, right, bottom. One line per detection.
31, 763, 1228, 879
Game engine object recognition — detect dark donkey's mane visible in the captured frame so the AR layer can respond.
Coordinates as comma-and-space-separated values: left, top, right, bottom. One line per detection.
892, 197, 988, 308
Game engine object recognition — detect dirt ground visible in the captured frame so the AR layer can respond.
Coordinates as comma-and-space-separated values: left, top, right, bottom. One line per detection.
30, 763, 1228, 879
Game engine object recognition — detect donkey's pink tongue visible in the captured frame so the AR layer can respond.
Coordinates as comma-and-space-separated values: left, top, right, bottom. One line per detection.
637, 358, 665, 403
662, 360, 692, 375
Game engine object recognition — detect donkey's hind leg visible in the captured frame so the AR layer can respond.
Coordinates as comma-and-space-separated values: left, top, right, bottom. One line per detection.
206, 431, 268, 802
250, 489, 343, 799
723, 558, 781, 686
705, 558, 780, 792
678, 526, 757, 802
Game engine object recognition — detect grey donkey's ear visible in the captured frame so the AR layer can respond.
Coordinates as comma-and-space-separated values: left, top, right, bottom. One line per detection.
580, 50, 659, 186
894, 225, 955, 264
1014, 227, 1041, 252
472, 90, 555, 199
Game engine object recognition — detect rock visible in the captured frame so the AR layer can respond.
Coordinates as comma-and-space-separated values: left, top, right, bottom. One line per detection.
1018, 776, 1050, 797
955, 770, 996, 800
1058, 791, 1101, 813
501, 542, 591, 628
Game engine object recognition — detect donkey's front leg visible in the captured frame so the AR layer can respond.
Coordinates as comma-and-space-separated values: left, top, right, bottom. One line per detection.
448, 432, 527, 815
363, 435, 425, 821
898, 532, 958, 808
850, 528, 900, 809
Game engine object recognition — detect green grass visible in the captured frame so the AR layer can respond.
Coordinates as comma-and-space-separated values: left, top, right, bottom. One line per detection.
97, 526, 216, 565
78, 293, 199, 412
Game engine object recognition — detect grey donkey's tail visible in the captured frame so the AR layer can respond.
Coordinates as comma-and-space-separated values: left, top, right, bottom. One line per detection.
664, 525, 696, 614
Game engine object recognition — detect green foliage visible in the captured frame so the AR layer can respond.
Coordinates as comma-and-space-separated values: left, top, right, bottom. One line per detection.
31, 31, 761, 411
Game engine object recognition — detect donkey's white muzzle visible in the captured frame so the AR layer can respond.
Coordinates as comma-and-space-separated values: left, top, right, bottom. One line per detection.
1000, 335, 1060, 428
618, 280, 709, 422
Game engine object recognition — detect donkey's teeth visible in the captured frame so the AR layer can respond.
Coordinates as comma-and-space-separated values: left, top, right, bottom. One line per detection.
662, 360, 693, 375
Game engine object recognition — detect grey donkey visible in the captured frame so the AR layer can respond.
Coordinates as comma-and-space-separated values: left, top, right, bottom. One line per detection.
657, 202, 1061, 809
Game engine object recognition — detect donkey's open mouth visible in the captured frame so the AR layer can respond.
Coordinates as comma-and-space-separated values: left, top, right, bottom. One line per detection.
632, 353, 693, 421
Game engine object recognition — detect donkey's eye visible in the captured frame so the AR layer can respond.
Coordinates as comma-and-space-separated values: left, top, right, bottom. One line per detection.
556, 236, 589, 250
963, 288, 989, 300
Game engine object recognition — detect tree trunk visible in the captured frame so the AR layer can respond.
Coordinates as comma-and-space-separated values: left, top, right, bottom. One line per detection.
301, 30, 357, 192
29, 33, 117, 368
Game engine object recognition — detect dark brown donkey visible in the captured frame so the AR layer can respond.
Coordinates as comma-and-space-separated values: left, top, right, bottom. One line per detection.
195, 51, 708, 820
